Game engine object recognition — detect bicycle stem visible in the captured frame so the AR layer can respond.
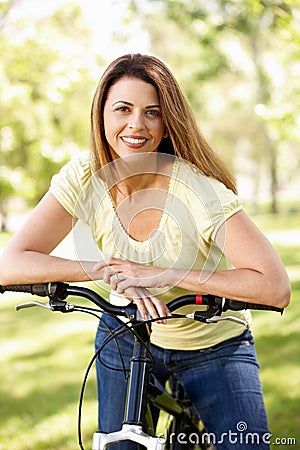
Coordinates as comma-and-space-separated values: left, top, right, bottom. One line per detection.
123, 321, 152, 426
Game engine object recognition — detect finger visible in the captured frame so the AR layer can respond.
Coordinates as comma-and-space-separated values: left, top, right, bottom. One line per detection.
132, 298, 148, 320
102, 266, 117, 284
116, 278, 135, 294
151, 296, 171, 319
142, 296, 160, 318
110, 273, 118, 290
140, 290, 170, 323
93, 257, 122, 271
123, 288, 169, 323
135, 289, 168, 323
123, 288, 151, 320
110, 272, 125, 290
143, 295, 168, 324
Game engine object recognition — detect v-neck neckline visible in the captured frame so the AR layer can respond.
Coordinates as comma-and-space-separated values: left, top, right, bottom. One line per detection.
106, 159, 178, 246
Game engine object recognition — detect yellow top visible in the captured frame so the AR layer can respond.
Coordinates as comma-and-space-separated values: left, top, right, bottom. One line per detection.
50, 151, 251, 350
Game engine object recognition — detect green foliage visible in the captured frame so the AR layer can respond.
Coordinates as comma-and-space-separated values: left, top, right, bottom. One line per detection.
0, 2, 97, 205
1, 0, 299, 213
134, 0, 300, 212
0, 173, 14, 200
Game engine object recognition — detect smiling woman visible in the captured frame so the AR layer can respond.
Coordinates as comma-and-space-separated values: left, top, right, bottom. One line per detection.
0, 53, 290, 450
103, 77, 166, 159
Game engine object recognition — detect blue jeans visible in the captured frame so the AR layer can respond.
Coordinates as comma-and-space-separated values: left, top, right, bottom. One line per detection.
95, 315, 270, 449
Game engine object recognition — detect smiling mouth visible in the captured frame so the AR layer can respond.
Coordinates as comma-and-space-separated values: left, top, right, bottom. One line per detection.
121, 137, 148, 145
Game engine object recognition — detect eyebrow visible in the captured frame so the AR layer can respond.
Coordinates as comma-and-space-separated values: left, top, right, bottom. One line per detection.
112, 100, 161, 109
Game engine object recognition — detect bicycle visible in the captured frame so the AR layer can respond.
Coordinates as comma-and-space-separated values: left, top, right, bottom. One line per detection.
0, 282, 284, 450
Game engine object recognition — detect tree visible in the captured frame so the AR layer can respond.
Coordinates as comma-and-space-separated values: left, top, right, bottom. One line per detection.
132, 0, 300, 212
0, 1, 100, 209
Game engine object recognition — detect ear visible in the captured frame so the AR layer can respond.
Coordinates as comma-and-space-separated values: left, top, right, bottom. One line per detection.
163, 129, 169, 139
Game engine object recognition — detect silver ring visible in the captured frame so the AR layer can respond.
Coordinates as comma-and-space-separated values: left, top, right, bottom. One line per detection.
115, 272, 121, 281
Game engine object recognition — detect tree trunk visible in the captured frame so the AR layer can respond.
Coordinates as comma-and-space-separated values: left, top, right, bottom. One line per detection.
0, 201, 7, 232
261, 125, 279, 213
251, 34, 279, 214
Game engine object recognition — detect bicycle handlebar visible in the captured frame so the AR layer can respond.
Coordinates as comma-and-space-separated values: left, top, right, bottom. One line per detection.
0, 283, 52, 296
0, 281, 284, 326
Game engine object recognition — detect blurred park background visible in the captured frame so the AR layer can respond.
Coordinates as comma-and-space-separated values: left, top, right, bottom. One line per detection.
0, 0, 299, 448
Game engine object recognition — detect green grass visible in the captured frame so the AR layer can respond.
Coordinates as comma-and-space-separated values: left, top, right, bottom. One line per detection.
0, 210, 299, 449
251, 282, 300, 448
0, 291, 98, 450
250, 210, 300, 448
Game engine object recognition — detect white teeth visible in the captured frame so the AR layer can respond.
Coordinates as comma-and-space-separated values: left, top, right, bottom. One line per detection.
122, 137, 147, 144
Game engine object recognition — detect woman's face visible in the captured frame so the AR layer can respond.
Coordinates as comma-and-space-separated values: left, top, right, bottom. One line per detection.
103, 76, 165, 159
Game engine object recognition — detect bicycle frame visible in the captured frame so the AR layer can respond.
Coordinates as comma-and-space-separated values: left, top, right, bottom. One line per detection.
93, 319, 167, 450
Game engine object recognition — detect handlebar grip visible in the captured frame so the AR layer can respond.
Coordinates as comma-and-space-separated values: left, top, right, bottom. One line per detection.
245, 302, 283, 313
226, 300, 283, 314
0, 283, 50, 297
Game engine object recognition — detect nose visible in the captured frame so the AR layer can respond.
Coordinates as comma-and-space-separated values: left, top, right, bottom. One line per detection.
128, 111, 145, 130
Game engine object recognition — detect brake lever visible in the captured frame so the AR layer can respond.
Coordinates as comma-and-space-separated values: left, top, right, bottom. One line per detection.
16, 301, 52, 311
206, 315, 250, 329
185, 295, 222, 322
16, 300, 75, 312
186, 312, 250, 329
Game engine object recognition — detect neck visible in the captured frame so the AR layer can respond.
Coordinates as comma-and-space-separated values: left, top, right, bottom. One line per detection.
117, 173, 158, 196
106, 152, 175, 204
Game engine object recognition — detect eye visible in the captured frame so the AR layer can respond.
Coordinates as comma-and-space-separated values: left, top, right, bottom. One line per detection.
115, 106, 130, 112
146, 109, 161, 118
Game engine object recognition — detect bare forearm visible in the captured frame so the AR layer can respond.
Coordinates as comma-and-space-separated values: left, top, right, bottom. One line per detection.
169, 267, 290, 309
97, 257, 290, 309
99, 211, 291, 310
0, 251, 101, 285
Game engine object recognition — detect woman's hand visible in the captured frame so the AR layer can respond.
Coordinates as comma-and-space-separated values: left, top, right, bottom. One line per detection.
94, 258, 171, 322
95, 258, 172, 291
118, 286, 170, 323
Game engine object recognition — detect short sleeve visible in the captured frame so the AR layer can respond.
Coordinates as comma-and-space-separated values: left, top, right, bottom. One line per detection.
201, 177, 243, 241
49, 151, 92, 222
173, 161, 243, 244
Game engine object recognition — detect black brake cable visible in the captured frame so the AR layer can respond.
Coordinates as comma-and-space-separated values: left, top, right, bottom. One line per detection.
97, 314, 187, 375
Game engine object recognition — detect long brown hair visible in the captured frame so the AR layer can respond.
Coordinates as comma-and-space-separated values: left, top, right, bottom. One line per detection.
90, 54, 237, 194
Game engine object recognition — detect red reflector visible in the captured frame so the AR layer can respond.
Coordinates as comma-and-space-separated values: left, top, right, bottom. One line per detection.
196, 294, 203, 305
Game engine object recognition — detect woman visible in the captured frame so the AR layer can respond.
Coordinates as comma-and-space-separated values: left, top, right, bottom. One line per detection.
0, 54, 290, 449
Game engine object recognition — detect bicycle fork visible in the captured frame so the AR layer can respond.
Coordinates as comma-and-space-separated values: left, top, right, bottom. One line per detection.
92, 323, 166, 450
